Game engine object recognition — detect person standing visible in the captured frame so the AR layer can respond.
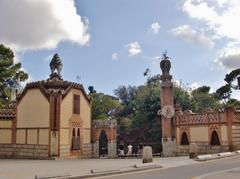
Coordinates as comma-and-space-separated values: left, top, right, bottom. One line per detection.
127, 144, 133, 156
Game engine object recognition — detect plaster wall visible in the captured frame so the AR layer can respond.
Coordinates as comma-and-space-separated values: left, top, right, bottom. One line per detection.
17, 89, 49, 128
16, 129, 25, 144
221, 126, 228, 142
61, 90, 72, 128
0, 120, 12, 128
27, 129, 38, 144
0, 129, 11, 143
39, 129, 49, 145
190, 127, 208, 142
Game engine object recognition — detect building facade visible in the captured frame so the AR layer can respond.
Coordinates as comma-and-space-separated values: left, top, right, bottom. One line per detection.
159, 53, 240, 156
0, 54, 92, 159
175, 107, 240, 155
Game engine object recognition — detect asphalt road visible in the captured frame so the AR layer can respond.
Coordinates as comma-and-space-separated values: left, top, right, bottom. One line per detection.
92, 155, 240, 179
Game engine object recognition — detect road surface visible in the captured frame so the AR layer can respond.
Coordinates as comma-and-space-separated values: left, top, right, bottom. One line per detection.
92, 155, 240, 179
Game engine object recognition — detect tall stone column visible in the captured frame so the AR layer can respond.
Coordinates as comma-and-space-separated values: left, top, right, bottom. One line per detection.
160, 53, 176, 157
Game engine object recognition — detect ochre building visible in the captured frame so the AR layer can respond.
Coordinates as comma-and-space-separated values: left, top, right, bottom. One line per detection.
0, 54, 92, 159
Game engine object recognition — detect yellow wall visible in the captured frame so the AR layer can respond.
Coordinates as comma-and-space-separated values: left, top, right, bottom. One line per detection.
221, 126, 228, 142
0, 129, 12, 143
16, 129, 25, 144
190, 127, 208, 142
80, 92, 91, 144
83, 129, 91, 143
176, 128, 180, 143
61, 90, 72, 128
80, 93, 91, 129
39, 129, 49, 145
17, 89, 49, 128
27, 129, 38, 144
60, 129, 69, 145
0, 120, 12, 128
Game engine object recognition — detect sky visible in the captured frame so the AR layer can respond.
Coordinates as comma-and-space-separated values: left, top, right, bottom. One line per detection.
0, 0, 239, 98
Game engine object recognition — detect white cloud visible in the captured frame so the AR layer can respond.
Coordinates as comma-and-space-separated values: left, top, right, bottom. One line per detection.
182, 0, 240, 42
112, 53, 119, 60
150, 22, 161, 34
0, 0, 90, 52
215, 42, 240, 70
180, 0, 240, 70
127, 41, 142, 57
171, 25, 215, 49
190, 82, 201, 90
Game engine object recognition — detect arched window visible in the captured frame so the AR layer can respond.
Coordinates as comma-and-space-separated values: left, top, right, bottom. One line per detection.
76, 128, 80, 150
72, 128, 80, 150
210, 130, 220, 145
72, 128, 75, 137
180, 132, 189, 145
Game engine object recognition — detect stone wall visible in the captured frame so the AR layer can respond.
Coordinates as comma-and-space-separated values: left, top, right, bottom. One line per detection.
176, 145, 189, 156
0, 144, 48, 159
80, 143, 93, 158
176, 143, 229, 156
108, 140, 117, 158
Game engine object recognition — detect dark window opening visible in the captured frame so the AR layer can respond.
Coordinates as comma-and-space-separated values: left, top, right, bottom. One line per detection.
73, 95, 80, 114
99, 130, 108, 157
210, 130, 220, 145
180, 132, 189, 145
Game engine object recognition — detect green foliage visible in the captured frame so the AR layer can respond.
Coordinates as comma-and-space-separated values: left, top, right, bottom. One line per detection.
130, 84, 160, 128
190, 86, 220, 113
226, 98, 240, 109
0, 44, 28, 107
215, 68, 240, 109
88, 86, 96, 94
90, 92, 122, 120
174, 86, 191, 111
224, 68, 240, 85
215, 84, 231, 100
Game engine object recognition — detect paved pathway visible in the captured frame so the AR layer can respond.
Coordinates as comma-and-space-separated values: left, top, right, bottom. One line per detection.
0, 156, 196, 179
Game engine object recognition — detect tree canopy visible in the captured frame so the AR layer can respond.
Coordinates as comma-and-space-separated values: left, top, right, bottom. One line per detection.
215, 68, 240, 107
90, 92, 122, 120
0, 44, 28, 107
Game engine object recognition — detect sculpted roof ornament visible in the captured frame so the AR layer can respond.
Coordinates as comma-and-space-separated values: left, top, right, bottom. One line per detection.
160, 51, 172, 83
160, 51, 171, 76
49, 53, 63, 80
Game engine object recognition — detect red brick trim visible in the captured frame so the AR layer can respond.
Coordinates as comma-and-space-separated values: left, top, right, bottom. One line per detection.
57, 95, 62, 157
48, 95, 54, 157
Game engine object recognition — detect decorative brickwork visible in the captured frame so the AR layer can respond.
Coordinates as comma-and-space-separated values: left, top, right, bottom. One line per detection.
0, 108, 16, 119
92, 119, 117, 158
175, 108, 240, 155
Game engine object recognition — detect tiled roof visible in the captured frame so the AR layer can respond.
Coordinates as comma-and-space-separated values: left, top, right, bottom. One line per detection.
17, 76, 90, 103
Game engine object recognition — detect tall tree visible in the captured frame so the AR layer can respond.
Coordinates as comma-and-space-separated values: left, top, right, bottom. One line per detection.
0, 44, 28, 107
224, 68, 240, 90
90, 92, 122, 120
190, 86, 220, 112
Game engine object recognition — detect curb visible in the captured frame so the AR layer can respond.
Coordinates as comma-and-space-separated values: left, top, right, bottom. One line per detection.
195, 151, 240, 161
60, 164, 162, 179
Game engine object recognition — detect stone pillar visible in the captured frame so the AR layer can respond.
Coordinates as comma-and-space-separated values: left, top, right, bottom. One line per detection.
160, 53, 176, 157
93, 140, 99, 158
226, 107, 234, 150
108, 140, 117, 158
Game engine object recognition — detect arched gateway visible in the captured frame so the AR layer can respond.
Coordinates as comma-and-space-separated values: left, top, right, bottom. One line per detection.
92, 119, 117, 158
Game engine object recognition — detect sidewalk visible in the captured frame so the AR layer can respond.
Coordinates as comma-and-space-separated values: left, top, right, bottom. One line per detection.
0, 156, 197, 179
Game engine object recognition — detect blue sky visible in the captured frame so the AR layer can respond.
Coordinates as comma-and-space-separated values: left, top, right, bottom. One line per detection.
0, 0, 239, 98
